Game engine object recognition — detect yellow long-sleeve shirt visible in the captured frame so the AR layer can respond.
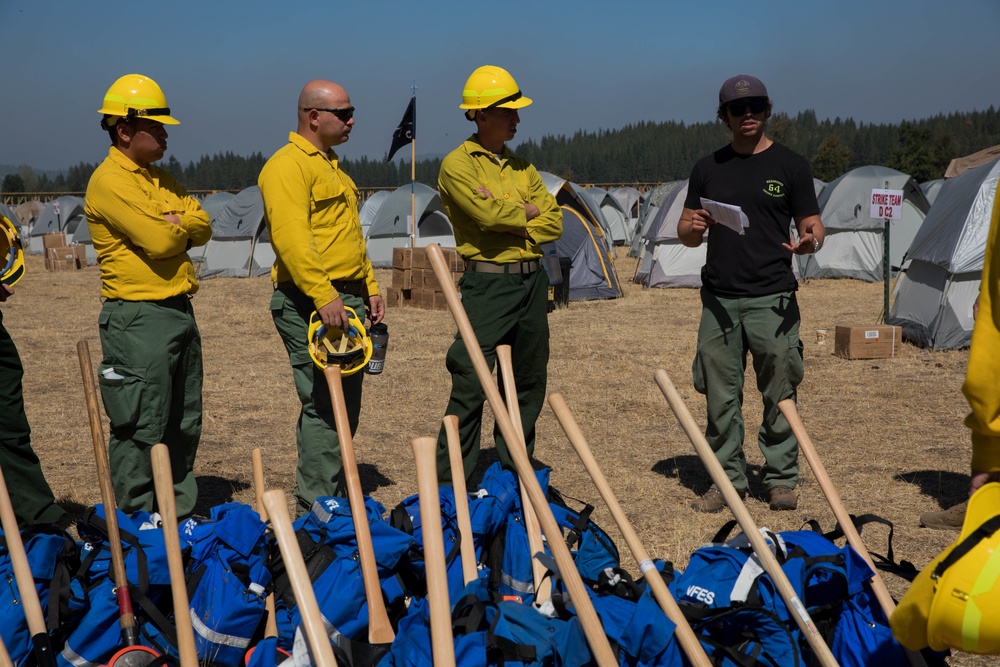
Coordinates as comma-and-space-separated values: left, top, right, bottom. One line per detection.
965, 189, 1000, 471
85, 147, 212, 300
258, 133, 379, 312
438, 136, 561, 262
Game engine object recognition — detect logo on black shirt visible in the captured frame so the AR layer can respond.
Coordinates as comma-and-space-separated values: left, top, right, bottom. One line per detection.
763, 180, 786, 198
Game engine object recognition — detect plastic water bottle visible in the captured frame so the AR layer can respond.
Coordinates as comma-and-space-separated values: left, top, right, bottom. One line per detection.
365, 323, 389, 375
541, 243, 562, 286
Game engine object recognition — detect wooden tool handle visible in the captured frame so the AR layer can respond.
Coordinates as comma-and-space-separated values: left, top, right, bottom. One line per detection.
77, 340, 138, 643
496, 344, 549, 605
0, 463, 55, 667
443, 416, 478, 586
250, 448, 279, 640
412, 437, 457, 667
150, 444, 199, 667
263, 490, 339, 667
778, 399, 926, 667
427, 244, 616, 667
322, 366, 395, 644
654, 370, 839, 667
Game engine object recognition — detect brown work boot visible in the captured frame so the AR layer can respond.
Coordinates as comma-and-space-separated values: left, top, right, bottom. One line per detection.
691, 487, 745, 513
919, 502, 967, 530
768, 485, 799, 511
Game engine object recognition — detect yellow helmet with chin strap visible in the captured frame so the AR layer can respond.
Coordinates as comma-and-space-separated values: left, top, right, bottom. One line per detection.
98, 74, 179, 131
459, 65, 532, 121
307, 307, 372, 376
923, 482, 1000, 654
1, 214, 25, 287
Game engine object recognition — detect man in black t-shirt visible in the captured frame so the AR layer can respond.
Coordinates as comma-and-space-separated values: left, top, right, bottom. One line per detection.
678, 74, 825, 513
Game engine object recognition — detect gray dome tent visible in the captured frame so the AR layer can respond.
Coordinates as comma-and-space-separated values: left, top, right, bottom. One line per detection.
364, 183, 454, 268
199, 186, 273, 279
888, 157, 1000, 350
798, 165, 930, 282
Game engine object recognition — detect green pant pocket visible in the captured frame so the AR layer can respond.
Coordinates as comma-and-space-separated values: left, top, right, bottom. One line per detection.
97, 363, 146, 431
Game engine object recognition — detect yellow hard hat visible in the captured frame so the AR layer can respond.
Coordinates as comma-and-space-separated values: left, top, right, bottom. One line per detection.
925, 482, 1000, 654
1, 214, 25, 287
459, 65, 532, 120
307, 307, 372, 376
98, 74, 179, 130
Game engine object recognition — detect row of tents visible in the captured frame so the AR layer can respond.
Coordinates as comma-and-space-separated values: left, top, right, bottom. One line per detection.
195, 175, 626, 302
7, 152, 996, 351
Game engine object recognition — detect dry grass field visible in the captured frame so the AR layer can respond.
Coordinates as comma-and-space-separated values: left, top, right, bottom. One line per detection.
4, 251, 986, 665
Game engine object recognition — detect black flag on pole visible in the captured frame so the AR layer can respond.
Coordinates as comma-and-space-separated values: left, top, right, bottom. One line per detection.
386, 97, 415, 162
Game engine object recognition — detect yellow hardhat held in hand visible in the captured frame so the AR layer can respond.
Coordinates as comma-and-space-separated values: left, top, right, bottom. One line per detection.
926, 482, 1000, 654
307, 307, 372, 376
459, 65, 532, 120
893, 482, 1000, 654
98, 74, 179, 130
1, 214, 25, 287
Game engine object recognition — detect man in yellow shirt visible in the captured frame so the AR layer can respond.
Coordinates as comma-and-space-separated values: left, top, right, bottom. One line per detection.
435, 65, 562, 483
84, 74, 212, 517
258, 80, 384, 512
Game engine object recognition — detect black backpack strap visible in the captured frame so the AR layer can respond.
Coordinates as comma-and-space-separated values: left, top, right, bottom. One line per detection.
933, 515, 1000, 580
484, 608, 538, 664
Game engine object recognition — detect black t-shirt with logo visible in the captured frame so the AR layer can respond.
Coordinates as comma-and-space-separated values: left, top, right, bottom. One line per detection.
684, 142, 819, 298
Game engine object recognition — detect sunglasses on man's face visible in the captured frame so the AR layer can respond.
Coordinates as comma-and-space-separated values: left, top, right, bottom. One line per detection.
727, 100, 768, 116
303, 106, 355, 122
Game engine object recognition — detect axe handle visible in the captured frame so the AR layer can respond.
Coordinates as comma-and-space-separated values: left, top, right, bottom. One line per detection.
443, 416, 479, 586
250, 448, 279, 640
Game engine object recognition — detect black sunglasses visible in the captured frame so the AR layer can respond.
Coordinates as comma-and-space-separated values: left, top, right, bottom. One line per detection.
303, 106, 355, 122
727, 100, 768, 116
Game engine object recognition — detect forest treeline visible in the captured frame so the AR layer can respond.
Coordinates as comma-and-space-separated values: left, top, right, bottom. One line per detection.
4, 106, 999, 194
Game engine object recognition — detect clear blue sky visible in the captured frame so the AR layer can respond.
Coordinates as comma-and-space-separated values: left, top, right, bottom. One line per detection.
2, 0, 998, 172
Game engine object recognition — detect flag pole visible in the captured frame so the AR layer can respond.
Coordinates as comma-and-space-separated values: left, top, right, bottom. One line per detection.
409, 81, 417, 252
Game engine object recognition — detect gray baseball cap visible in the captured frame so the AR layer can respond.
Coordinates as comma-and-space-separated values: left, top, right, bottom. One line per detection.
719, 75, 769, 105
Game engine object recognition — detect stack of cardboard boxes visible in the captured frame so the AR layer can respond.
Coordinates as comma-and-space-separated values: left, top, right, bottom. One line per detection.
42, 232, 86, 272
387, 246, 463, 311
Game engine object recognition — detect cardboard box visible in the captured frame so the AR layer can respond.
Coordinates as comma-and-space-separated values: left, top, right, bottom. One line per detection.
48, 258, 77, 272
422, 269, 462, 291
70, 244, 87, 267
834, 325, 902, 360
392, 268, 413, 291
46, 247, 78, 271
43, 232, 67, 252
411, 288, 448, 311
385, 287, 410, 308
391, 247, 411, 270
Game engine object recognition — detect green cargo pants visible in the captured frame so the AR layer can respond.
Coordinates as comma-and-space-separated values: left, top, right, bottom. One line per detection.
0, 311, 65, 526
692, 288, 804, 494
271, 286, 365, 512
97, 297, 203, 517
435, 269, 550, 484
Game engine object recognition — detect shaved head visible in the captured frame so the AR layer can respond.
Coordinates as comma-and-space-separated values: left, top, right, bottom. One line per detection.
295, 80, 354, 151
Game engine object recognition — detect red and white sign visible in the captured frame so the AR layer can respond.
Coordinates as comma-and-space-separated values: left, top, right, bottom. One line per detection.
870, 189, 904, 220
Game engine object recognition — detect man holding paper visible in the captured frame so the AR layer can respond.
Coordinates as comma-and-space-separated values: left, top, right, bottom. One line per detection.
678, 74, 824, 513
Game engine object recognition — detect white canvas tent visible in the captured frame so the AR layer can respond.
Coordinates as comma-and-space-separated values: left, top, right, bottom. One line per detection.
610, 186, 642, 223
199, 186, 273, 279
630, 181, 684, 257
921, 179, 945, 206
359, 190, 391, 240
365, 183, 454, 268
633, 181, 708, 288
798, 165, 930, 282
888, 156, 1000, 350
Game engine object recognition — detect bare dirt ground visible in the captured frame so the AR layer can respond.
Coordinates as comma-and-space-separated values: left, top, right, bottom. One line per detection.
5, 252, 983, 664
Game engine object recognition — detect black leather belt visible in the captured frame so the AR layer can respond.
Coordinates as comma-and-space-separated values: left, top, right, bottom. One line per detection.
275, 280, 365, 296
464, 259, 540, 275
106, 295, 192, 311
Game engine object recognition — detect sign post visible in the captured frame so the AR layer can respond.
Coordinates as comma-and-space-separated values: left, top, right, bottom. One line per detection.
870, 184, 904, 322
